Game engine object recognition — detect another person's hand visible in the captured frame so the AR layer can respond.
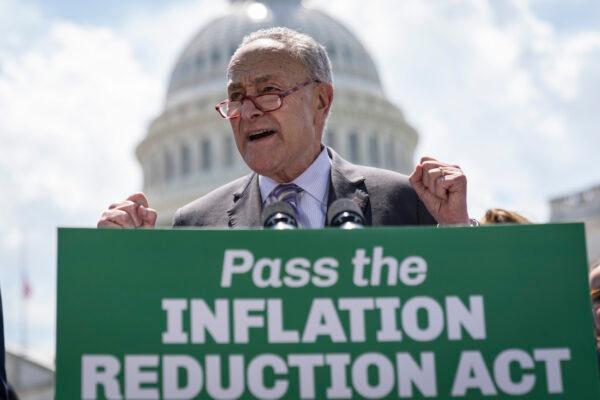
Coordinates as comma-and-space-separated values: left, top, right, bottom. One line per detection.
409, 156, 470, 225
97, 192, 157, 228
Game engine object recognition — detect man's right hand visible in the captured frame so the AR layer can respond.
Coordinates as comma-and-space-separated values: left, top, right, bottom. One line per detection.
97, 192, 157, 228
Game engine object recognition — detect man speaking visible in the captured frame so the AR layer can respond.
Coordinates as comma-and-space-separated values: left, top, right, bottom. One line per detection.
98, 28, 474, 228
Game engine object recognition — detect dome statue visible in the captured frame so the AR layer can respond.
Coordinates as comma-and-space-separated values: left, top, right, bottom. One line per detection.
136, 0, 419, 225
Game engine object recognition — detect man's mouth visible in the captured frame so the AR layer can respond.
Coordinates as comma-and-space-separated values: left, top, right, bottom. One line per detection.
248, 129, 276, 141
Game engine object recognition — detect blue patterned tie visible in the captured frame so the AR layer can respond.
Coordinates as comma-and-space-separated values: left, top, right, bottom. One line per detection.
268, 183, 303, 219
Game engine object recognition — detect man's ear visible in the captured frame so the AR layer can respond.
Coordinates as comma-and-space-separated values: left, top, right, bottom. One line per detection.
314, 83, 334, 125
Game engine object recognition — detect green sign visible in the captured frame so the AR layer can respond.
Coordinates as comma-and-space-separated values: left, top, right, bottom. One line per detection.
56, 224, 599, 399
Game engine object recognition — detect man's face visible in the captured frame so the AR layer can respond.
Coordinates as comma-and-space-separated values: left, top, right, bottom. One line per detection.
226, 40, 330, 183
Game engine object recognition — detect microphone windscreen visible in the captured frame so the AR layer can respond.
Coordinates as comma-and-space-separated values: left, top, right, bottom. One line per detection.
261, 201, 297, 227
327, 198, 364, 226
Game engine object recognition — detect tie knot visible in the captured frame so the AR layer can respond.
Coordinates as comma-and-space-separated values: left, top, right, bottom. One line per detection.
269, 183, 302, 206
267, 183, 305, 226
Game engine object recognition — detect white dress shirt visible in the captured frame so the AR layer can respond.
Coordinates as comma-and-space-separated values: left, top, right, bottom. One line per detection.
259, 147, 331, 228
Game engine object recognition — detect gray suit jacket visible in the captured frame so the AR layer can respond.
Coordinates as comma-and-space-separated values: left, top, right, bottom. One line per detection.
173, 148, 437, 228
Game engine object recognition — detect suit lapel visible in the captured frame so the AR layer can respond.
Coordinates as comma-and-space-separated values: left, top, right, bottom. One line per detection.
327, 148, 371, 225
226, 148, 370, 228
227, 173, 263, 228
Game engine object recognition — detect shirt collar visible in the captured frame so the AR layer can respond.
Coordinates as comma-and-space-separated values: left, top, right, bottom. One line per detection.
259, 146, 332, 204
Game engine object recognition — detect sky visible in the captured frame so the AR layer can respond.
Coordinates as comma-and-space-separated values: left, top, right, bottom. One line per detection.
0, 0, 599, 364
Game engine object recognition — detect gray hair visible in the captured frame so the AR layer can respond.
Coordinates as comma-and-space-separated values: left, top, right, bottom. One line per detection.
228, 27, 333, 84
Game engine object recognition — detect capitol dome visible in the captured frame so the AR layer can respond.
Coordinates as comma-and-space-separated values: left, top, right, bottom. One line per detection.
136, 0, 420, 225
166, 0, 383, 108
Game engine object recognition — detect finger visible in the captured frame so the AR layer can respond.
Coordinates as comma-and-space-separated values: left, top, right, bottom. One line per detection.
439, 171, 467, 193
420, 163, 435, 189
410, 165, 444, 217
97, 219, 123, 228
409, 164, 426, 196
108, 200, 135, 210
107, 200, 143, 227
101, 209, 137, 228
126, 202, 145, 226
409, 163, 423, 183
419, 156, 438, 164
422, 165, 445, 190
139, 206, 158, 228
427, 167, 449, 201
434, 175, 449, 200
421, 159, 455, 170
127, 192, 149, 208
437, 166, 464, 199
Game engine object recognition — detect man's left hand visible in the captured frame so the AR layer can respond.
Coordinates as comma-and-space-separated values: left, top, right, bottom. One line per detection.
409, 156, 470, 225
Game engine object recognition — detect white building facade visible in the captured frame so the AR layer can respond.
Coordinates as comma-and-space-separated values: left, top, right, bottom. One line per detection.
6, 350, 54, 400
136, 0, 420, 225
550, 184, 600, 267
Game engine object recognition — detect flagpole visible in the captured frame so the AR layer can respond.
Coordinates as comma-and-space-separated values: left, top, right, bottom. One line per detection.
19, 230, 29, 354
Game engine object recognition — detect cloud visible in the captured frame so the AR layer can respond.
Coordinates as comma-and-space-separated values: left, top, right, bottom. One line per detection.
117, 0, 228, 82
0, 23, 156, 212
0, 0, 45, 58
0, 0, 227, 361
540, 31, 600, 100
0, 19, 154, 359
313, 0, 600, 221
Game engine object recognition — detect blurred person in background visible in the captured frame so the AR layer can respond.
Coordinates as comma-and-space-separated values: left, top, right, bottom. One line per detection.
0, 289, 17, 400
589, 262, 600, 375
1, 288, 8, 400
480, 208, 531, 224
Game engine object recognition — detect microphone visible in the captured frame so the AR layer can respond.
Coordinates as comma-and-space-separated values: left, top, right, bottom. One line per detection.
262, 201, 298, 229
327, 198, 365, 229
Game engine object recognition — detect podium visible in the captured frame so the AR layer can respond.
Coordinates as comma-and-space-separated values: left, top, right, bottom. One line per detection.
56, 224, 600, 399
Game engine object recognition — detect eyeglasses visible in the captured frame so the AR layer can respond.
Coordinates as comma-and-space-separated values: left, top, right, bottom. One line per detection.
215, 79, 321, 119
